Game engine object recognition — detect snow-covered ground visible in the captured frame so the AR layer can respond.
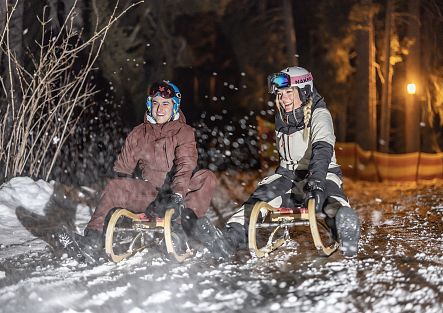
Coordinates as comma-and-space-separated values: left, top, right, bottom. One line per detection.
0, 175, 442, 313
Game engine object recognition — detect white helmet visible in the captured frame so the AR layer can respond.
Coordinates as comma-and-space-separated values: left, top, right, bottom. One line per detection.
268, 66, 314, 103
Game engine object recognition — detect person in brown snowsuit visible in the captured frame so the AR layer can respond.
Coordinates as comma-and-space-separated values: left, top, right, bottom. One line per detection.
66, 81, 230, 260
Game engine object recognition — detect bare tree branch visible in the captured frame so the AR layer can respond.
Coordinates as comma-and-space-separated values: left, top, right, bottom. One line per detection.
0, 0, 142, 182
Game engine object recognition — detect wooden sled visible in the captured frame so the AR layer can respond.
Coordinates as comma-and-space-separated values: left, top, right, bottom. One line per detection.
248, 198, 339, 258
105, 208, 193, 263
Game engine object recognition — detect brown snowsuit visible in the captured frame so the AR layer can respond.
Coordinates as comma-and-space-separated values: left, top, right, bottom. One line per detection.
87, 112, 216, 232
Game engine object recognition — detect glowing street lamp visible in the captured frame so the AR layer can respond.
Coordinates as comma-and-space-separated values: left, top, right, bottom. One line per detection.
407, 83, 416, 95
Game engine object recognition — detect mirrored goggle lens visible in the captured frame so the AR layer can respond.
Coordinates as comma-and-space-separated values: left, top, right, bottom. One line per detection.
268, 73, 290, 93
149, 83, 175, 99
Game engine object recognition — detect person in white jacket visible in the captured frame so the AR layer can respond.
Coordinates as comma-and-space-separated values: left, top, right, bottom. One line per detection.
224, 66, 361, 257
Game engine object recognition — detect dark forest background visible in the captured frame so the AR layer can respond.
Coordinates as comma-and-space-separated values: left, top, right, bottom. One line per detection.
0, 0, 442, 186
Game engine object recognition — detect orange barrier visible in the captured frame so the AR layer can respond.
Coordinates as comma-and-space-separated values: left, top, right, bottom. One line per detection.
257, 116, 443, 181
336, 143, 443, 181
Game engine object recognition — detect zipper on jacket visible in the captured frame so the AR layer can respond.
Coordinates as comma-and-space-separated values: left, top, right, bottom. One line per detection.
163, 142, 169, 168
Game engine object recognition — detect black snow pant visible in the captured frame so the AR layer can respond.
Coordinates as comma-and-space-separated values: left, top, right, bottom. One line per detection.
224, 166, 348, 250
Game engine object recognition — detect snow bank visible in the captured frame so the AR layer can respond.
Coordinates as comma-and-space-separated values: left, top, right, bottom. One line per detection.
0, 177, 55, 257
0, 177, 95, 259
0, 177, 54, 219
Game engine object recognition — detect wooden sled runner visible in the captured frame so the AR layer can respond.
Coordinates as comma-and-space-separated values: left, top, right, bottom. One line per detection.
105, 208, 193, 263
248, 198, 339, 258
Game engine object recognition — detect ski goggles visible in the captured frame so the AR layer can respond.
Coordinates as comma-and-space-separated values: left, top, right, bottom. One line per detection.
267, 72, 291, 94
149, 82, 181, 100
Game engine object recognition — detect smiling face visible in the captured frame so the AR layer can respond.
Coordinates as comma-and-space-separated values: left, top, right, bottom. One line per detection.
151, 96, 174, 124
276, 87, 303, 112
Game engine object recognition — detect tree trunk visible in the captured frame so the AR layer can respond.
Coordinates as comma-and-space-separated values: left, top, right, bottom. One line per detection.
379, 0, 394, 152
421, 0, 441, 152
404, 0, 421, 152
353, 0, 377, 151
368, 9, 377, 152
63, 0, 84, 31
283, 0, 297, 66
48, 0, 60, 33
4, 0, 23, 132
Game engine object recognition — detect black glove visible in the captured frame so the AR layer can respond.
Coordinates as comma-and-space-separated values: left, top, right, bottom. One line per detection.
147, 192, 184, 220
304, 179, 326, 213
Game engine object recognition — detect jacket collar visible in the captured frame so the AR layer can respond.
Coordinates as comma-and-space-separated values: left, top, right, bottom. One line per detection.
143, 110, 187, 137
145, 111, 181, 124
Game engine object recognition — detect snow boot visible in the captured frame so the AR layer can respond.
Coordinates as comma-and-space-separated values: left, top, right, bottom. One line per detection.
222, 222, 248, 251
78, 228, 105, 261
52, 226, 103, 264
161, 221, 189, 257
336, 206, 360, 257
52, 226, 94, 264
325, 216, 338, 241
191, 216, 234, 260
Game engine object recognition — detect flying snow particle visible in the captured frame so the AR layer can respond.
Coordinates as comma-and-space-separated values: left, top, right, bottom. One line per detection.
23, 28, 28, 35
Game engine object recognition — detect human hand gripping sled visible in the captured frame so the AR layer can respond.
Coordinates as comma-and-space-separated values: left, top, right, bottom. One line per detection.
248, 198, 339, 257
105, 208, 193, 263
